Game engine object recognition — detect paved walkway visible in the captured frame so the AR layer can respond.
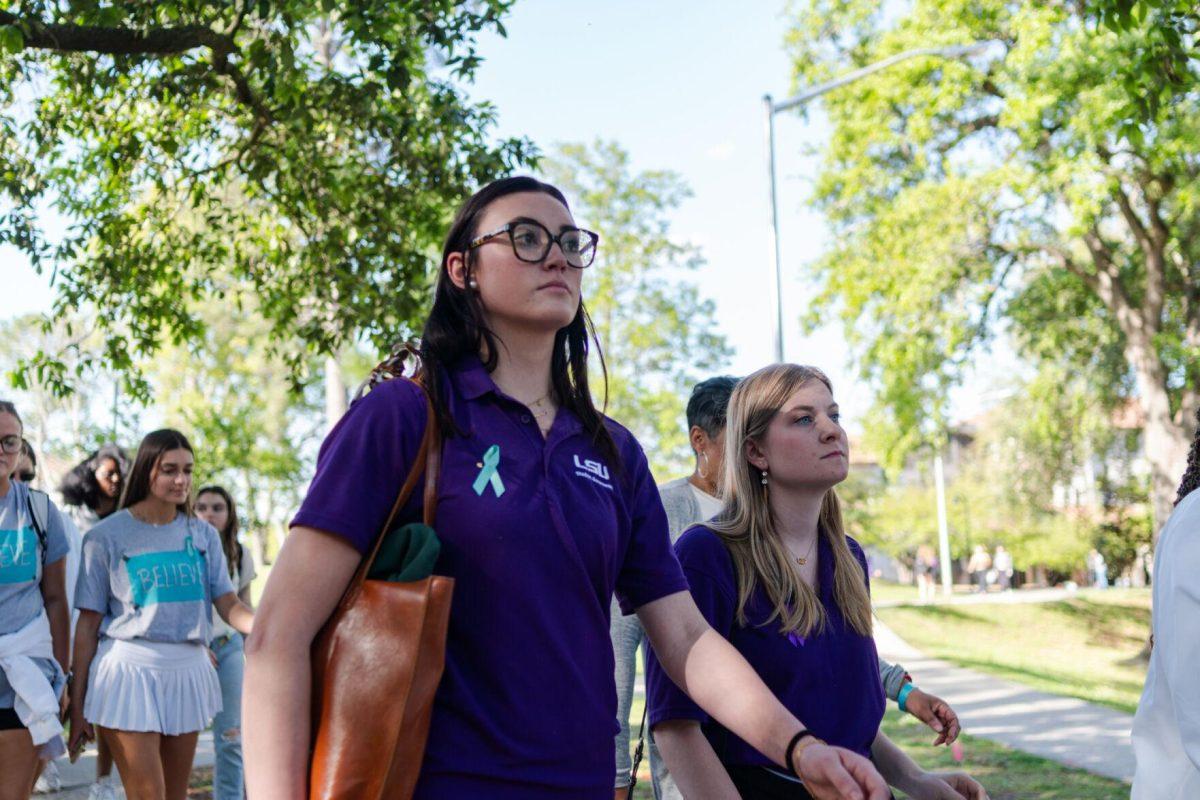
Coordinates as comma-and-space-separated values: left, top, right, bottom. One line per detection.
38, 732, 214, 799
874, 616, 1136, 783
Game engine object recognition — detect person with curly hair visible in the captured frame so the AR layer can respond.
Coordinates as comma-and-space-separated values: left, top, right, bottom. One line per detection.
56, 444, 131, 799
1133, 408, 1200, 798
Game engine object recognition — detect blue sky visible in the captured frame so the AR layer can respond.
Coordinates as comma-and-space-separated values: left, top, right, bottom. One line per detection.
3, 0, 1017, 429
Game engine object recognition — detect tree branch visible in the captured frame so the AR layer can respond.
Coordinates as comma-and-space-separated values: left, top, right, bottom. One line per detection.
1082, 227, 1145, 340
0, 11, 271, 122
1108, 182, 1166, 334
1111, 181, 1153, 254
0, 11, 232, 55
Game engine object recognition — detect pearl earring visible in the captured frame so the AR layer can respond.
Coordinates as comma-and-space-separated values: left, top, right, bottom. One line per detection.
468, 277, 479, 290
760, 468, 769, 486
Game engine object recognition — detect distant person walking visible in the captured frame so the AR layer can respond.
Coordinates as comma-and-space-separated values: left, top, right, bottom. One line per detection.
1132, 410, 1200, 798
914, 545, 938, 602
195, 486, 256, 800
992, 546, 1013, 592
1094, 551, 1108, 587
967, 546, 991, 594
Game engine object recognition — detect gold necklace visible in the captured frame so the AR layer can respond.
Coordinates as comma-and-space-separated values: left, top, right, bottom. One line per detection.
795, 536, 817, 567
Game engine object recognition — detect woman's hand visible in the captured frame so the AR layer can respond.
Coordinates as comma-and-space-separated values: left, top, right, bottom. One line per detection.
905, 770, 989, 800
68, 707, 93, 763
903, 688, 961, 745
797, 743, 891, 800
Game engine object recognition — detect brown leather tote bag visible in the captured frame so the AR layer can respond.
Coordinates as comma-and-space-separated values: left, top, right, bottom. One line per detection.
309, 379, 453, 800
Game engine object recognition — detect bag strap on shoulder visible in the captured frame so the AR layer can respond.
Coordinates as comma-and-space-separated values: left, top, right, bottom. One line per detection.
342, 375, 442, 604
27, 488, 50, 564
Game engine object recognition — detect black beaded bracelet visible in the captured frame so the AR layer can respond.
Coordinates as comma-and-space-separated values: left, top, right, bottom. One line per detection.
785, 728, 817, 777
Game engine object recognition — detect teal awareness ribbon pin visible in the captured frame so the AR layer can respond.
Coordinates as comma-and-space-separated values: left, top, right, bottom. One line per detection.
472, 444, 506, 498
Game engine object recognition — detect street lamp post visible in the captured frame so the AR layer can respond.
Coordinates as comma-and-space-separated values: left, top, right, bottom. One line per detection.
762, 42, 992, 362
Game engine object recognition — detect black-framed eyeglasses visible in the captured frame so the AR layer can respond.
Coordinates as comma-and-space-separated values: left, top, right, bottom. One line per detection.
468, 220, 599, 268
0, 435, 21, 455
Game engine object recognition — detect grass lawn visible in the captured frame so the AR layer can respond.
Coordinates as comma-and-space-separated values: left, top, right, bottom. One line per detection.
882, 709, 1128, 799
871, 579, 922, 604
876, 588, 1150, 713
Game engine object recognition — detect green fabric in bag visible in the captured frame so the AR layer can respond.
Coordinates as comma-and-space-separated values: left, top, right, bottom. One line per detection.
366, 523, 441, 582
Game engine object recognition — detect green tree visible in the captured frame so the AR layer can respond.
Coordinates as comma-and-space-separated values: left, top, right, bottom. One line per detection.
1, 1, 532, 399
785, 0, 1199, 533
541, 142, 732, 477
146, 295, 323, 564
1082, 0, 1198, 128
0, 312, 141, 461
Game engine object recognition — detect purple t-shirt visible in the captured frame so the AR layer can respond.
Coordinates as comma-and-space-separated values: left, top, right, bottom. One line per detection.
291, 357, 689, 799
647, 525, 884, 765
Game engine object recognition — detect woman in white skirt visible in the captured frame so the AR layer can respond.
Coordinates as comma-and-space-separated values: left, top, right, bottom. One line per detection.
69, 429, 254, 800
0, 401, 71, 800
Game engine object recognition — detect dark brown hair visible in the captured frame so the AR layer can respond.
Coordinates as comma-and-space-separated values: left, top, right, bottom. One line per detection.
197, 485, 242, 579
120, 429, 195, 515
0, 400, 21, 430
417, 176, 620, 469
1176, 407, 1200, 506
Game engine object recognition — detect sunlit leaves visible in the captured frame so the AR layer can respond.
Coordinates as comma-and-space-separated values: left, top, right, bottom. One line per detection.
1, 1, 531, 400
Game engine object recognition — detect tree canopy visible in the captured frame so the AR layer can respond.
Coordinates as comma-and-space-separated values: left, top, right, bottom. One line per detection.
2, 1, 532, 398
542, 141, 731, 477
785, 0, 1199, 530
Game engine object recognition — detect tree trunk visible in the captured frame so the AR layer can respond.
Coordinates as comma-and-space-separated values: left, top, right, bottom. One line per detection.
324, 355, 347, 432
1126, 337, 1189, 540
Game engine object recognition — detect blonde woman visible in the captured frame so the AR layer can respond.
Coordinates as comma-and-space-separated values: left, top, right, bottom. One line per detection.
647, 365, 987, 800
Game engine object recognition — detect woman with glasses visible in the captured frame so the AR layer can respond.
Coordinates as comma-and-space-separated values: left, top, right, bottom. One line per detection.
646, 366, 986, 800
58, 444, 130, 800
0, 401, 71, 800
245, 176, 891, 800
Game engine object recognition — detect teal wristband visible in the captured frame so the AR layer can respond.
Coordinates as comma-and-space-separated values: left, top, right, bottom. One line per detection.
897, 682, 916, 713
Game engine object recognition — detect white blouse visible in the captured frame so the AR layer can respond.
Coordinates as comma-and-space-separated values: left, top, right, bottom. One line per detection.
1132, 488, 1200, 799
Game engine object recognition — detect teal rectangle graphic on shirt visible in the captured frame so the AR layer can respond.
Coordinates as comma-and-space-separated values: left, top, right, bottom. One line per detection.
125, 536, 207, 606
0, 526, 38, 584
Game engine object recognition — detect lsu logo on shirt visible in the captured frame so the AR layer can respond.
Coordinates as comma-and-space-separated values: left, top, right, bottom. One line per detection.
573, 455, 613, 490
0, 526, 38, 584
125, 536, 207, 607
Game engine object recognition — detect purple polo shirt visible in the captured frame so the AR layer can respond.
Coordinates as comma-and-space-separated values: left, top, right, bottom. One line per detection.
292, 357, 688, 799
647, 525, 884, 765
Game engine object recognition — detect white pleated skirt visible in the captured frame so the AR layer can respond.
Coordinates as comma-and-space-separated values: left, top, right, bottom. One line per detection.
84, 638, 221, 735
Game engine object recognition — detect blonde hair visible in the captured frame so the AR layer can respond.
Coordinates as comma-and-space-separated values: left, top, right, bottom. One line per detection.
709, 364, 873, 638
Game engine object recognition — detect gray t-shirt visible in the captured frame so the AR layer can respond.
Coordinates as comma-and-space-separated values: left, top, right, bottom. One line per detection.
75, 510, 235, 644
0, 481, 70, 635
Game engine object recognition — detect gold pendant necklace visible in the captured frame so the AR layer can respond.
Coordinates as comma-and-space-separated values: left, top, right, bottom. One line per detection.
795, 536, 817, 567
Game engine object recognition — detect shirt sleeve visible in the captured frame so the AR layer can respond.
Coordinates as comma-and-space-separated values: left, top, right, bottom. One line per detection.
647, 527, 737, 727
74, 529, 111, 614
1159, 517, 1200, 770
613, 441, 689, 614
202, 522, 236, 599
291, 378, 429, 554
238, 547, 257, 592
43, 498, 70, 565
878, 657, 909, 701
